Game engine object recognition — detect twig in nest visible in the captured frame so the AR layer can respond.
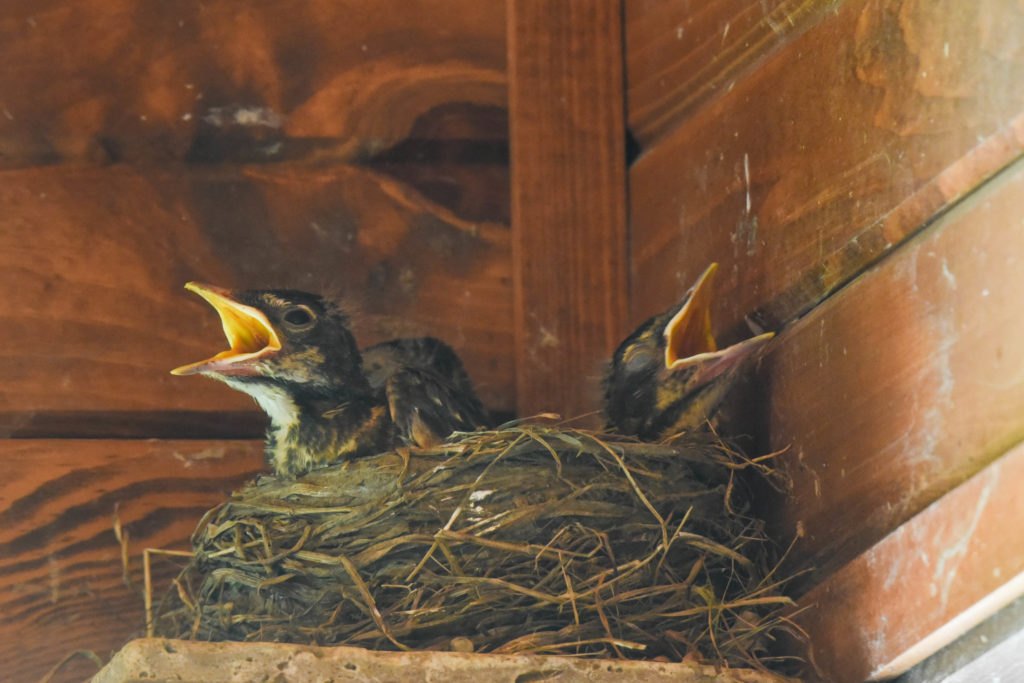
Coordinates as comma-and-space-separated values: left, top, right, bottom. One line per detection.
150, 425, 804, 673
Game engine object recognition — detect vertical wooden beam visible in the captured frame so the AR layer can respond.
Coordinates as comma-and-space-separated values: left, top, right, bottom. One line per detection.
507, 0, 629, 419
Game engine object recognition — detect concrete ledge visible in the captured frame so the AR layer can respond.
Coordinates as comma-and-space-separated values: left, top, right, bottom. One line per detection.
92, 639, 794, 682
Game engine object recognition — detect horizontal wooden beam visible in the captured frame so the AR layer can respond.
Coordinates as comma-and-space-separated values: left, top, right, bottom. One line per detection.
794, 440, 1024, 681
1, 411, 266, 440
0, 163, 513, 434
93, 638, 789, 683
628, 0, 1024, 344
764, 154, 1024, 584
0, 0, 506, 166
0, 439, 264, 683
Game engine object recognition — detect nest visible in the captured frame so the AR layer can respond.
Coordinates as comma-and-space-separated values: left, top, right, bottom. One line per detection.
153, 424, 798, 670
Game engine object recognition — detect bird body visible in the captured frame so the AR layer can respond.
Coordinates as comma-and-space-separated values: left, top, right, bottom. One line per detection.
172, 284, 488, 477
362, 336, 490, 445
604, 263, 773, 440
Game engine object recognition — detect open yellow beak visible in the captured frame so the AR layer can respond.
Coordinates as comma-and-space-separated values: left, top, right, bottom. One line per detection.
663, 262, 774, 382
664, 263, 719, 367
170, 282, 282, 376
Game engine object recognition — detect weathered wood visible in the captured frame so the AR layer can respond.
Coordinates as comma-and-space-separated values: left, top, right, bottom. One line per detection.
763, 155, 1024, 586
626, 0, 835, 149
0, 0, 506, 167
93, 638, 792, 683
0, 164, 513, 436
369, 102, 510, 224
793, 440, 1024, 682
629, 0, 1024, 345
507, 0, 630, 419
0, 439, 264, 683
4, 411, 266, 440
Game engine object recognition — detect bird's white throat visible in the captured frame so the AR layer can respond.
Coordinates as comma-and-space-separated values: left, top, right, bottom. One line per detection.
217, 376, 301, 431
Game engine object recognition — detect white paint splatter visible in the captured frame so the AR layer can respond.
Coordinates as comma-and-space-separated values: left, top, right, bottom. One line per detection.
743, 153, 751, 214
204, 105, 283, 128
940, 260, 956, 289
538, 326, 559, 348
933, 478, 993, 607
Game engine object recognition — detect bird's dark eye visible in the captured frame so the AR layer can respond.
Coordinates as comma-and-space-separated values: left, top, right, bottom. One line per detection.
283, 305, 315, 328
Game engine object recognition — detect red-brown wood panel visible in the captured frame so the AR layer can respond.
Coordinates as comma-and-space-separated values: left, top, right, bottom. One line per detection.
0, 0, 506, 166
626, 0, 834, 149
0, 3, 513, 682
0, 439, 264, 683
508, 0, 629, 419
628, 0, 1024, 344
763, 155, 1024, 587
795, 440, 1024, 681
0, 164, 513, 436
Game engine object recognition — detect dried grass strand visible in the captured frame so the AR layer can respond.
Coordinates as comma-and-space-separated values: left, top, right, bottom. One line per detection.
152, 426, 800, 673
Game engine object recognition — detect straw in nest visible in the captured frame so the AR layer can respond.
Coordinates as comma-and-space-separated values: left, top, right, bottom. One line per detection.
153, 424, 800, 671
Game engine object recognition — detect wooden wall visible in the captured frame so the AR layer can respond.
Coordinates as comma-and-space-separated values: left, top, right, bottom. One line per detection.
5, 0, 1024, 681
1, 2, 509, 681
626, 0, 1024, 680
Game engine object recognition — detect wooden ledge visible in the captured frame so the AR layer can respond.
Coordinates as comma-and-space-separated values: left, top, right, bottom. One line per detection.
92, 639, 794, 683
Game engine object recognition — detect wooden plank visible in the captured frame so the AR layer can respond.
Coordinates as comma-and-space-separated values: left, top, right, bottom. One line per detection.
4, 411, 267, 440
507, 0, 630, 419
368, 102, 510, 224
93, 639, 790, 683
762, 155, 1024, 586
0, 163, 513, 435
628, 0, 1024, 346
625, 0, 834, 149
793, 440, 1024, 682
0, 439, 264, 683
0, 0, 506, 166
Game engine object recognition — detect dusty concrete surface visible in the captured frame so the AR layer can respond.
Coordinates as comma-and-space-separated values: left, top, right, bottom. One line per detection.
92, 638, 795, 682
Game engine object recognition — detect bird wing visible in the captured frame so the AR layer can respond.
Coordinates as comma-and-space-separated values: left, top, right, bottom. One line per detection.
363, 338, 478, 394
384, 365, 490, 448
364, 337, 490, 447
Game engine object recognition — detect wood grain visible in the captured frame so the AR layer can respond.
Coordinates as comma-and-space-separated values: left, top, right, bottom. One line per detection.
626, 0, 835, 149
0, 439, 264, 683
0, 163, 513, 434
793, 440, 1024, 682
369, 102, 510, 225
92, 638, 791, 683
761, 155, 1024, 587
507, 0, 630, 420
628, 0, 1024, 346
0, 0, 506, 167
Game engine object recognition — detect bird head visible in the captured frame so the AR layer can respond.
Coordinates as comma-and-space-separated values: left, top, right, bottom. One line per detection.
605, 263, 774, 438
171, 283, 369, 402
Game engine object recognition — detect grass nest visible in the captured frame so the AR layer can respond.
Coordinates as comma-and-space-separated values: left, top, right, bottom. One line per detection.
153, 423, 800, 671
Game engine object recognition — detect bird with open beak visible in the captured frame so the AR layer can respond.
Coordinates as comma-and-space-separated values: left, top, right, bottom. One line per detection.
604, 263, 774, 440
172, 284, 489, 477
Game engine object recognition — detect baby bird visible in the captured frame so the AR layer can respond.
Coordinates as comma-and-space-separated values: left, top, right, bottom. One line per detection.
172, 283, 489, 477
604, 263, 774, 440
